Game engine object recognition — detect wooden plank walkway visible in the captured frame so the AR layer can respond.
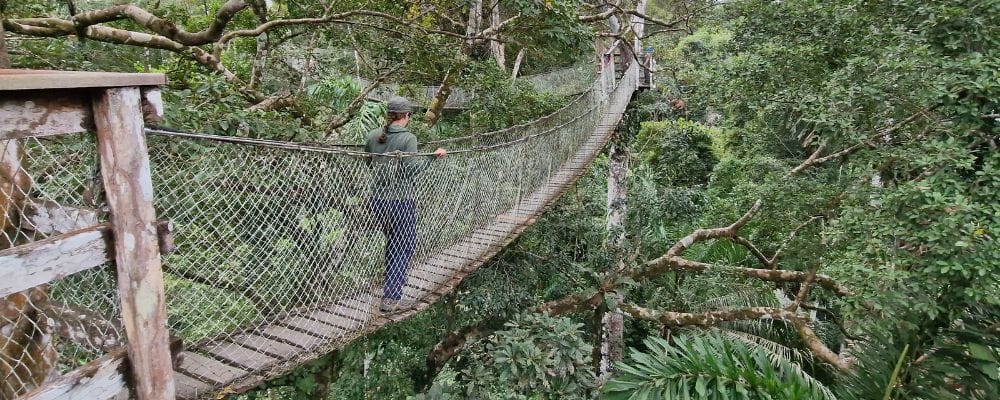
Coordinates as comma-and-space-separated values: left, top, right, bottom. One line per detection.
174, 81, 636, 400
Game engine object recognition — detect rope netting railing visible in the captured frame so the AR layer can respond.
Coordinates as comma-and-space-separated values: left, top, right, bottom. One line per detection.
150, 62, 619, 337
525, 63, 597, 97
1, 135, 124, 397
138, 60, 636, 391
411, 61, 614, 150
361, 62, 595, 109
420, 88, 599, 149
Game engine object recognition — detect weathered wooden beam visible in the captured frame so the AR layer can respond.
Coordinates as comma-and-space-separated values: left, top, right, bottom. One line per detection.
0, 86, 166, 140
0, 219, 176, 297
22, 335, 186, 399
21, 198, 101, 235
93, 86, 175, 400
0, 223, 112, 297
140, 87, 164, 123
1, 131, 60, 397
0, 70, 165, 91
0, 91, 91, 139
20, 349, 129, 400
40, 301, 124, 353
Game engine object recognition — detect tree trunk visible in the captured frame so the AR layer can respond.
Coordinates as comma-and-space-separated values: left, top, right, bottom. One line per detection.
297, 31, 321, 94
489, 1, 506, 70
510, 48, 526, 80
631, 0, 648, 50
597, 99, 636, 385
597, 139, 628, 383
606, 141, 629, 250
312, 351, 341, 398
466, 0, 483, 40
599, 2, 647, 384
0, 20, 10, 68
248, 33, 268, 90
424, 72, 453, 127
247, 0, 269, 90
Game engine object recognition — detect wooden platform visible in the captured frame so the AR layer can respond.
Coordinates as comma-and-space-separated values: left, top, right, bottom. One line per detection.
171, 78, 637, 400
0, 69, 166, 91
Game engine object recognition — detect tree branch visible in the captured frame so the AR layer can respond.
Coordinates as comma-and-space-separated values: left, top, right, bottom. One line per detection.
770, 216, 822, 268
665, 199, 763, 258
636, 253, 851, 296
619, 303, 853, 370
788, 265, 819, 312
216, 9, 486, 51
578, 1, 621, 23
67, 1, 247, 45
535, 291, 604, 315
732, 236, 771, 267
422, 317, 506, 388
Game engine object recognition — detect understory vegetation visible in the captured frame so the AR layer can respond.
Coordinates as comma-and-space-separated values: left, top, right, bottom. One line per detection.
2, 0, 997, 399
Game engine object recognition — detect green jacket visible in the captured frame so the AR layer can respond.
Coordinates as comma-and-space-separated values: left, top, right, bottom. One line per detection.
365, 125, 433, 200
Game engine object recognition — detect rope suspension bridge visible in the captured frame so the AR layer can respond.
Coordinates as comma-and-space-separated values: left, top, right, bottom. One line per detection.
0, 46, 648, 399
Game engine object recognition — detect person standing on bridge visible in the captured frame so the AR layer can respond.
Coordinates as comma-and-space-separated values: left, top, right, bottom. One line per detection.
366, 96, 447, 313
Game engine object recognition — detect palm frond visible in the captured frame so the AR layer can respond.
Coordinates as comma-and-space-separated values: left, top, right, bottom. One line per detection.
692, 287, 780, 312
836, 304, 1000, 400
716, 328, 814, 365
604, 333, 837, 400
340, 101, 385, 143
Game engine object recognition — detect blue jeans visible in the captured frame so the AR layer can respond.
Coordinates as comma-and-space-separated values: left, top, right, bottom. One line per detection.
369, 198, 416, 300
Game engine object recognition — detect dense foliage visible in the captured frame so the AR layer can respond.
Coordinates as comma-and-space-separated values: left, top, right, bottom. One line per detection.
3, 0, 997, 399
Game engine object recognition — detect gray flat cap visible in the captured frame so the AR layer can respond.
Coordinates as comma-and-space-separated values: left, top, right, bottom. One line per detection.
387, 96, 413, 113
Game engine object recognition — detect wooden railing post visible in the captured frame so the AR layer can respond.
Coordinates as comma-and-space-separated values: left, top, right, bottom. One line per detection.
92, 86, 175, 400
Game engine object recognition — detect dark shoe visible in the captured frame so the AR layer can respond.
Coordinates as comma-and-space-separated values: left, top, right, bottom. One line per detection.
379, 298, 414, 314
379, 298, 400, 313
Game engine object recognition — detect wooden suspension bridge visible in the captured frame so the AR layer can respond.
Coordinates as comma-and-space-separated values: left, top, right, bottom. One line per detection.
1, 45, 649, 399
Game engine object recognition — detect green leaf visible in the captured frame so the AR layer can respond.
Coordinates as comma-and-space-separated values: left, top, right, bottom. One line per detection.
968, 343, 997, 362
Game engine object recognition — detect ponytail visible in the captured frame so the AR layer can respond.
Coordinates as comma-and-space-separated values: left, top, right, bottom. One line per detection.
379, 111, 407, 144
379, 124, 389, 144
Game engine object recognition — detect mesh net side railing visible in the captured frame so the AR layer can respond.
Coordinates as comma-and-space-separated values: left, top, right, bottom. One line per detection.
1, 135, 123, 398
147, 96, 604, 346
361, 62, 594, 110
526, 63, 597, 97
420, 88, 602, 149
144, 63, 634, 390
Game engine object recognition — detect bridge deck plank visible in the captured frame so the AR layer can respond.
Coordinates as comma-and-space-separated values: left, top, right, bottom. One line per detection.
174, 372, 214, 399
177, 352, 248, 386
261, 325, 323, 350
331, 296, 378, 323
421, 260, 466, 280
463, 235, 500, 249
229, 334, 303, 359
409, 267, 449, 286
435, 251, 478, 265
308, 309, 363, 331
410, 273, 452, 293
417, 255, 463, 274
281, 315, 345, 339
204, 342, 279, 371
